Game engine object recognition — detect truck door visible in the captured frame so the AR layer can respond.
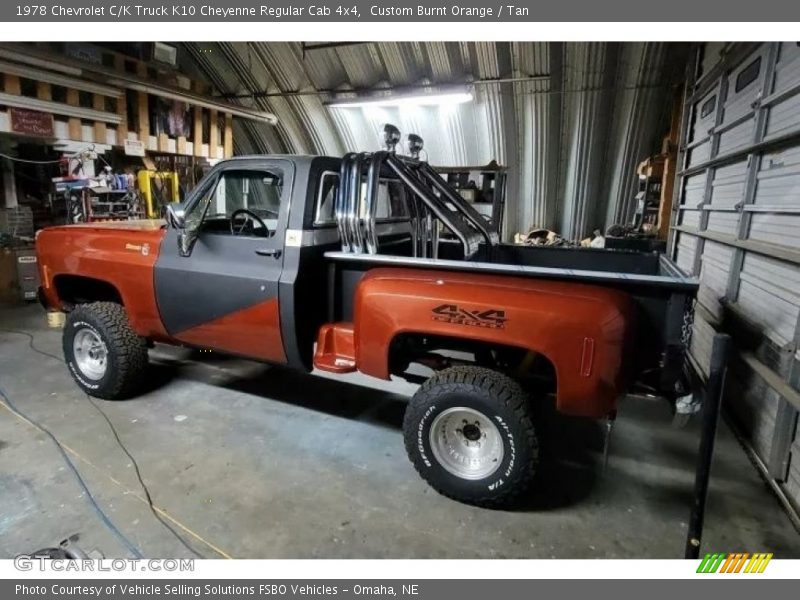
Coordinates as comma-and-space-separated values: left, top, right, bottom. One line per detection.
154, 160, 291, 363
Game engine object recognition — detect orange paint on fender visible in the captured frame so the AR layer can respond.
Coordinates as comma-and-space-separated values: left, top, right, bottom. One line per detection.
351, 268, 634, 418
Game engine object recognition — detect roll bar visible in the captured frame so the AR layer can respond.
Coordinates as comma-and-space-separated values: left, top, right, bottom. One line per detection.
334, 139, 498, 260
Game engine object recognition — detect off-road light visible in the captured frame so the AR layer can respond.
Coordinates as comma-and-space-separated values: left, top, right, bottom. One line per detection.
383, 124, 401, 152
328, 92, 473, 108
407, 134, 424, 159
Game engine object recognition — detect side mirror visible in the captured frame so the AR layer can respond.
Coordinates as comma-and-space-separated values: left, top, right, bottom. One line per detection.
166, 203, 197, 257
166, 203, 186, 229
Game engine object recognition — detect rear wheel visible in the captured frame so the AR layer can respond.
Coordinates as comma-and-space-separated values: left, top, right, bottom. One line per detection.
63, 302, 148, 399
402, 366, 538, 507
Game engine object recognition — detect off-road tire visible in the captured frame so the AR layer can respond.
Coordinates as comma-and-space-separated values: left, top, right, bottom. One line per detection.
63, 302, 148, 400
403, 366, 538, 507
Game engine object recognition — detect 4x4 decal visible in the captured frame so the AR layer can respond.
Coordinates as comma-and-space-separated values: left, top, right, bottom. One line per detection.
431, 304, 507, 329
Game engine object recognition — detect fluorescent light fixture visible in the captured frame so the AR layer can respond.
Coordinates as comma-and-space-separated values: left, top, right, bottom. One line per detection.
0, 45, 277, 125
113, 80, 278, 125
0, 93, 123, 125
329, 92, 473, 109
0, 60, 122, 98
0, 48, 83, 77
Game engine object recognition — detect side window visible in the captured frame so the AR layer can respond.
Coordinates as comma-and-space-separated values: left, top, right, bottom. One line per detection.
314, 173, 409, 225
187, 168, 285, 237
315, 171, 339, 225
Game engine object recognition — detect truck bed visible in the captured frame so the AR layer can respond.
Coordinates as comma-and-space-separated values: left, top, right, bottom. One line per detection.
322, 244, 698, 393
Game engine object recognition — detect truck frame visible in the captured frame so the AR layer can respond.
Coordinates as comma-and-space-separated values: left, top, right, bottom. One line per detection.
36, 128, 698, 506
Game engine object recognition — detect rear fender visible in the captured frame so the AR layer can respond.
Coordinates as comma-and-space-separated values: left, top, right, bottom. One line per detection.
353, 268, 635, 418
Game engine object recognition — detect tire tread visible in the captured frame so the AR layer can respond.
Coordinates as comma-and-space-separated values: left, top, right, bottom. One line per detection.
65, 302, 147, 400
403, 366, 538, 507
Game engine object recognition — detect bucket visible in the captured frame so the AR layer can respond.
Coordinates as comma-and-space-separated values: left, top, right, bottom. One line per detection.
47, 311, 66, 329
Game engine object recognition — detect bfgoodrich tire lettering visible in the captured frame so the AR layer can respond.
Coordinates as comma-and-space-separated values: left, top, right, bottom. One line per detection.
402, 366, 538, 507
63, 302, 148, 400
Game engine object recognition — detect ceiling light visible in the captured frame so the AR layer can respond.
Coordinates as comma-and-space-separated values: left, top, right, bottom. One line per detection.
328, 92, 473, 109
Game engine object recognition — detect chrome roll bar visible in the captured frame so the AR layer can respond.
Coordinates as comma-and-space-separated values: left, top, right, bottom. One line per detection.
336, 153, 355, 252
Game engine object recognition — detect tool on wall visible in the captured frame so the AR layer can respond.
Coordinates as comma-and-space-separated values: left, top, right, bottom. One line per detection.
137, 170, 180, 218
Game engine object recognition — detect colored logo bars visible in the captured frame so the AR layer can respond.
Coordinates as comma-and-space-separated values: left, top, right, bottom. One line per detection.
697, 553, 773, 574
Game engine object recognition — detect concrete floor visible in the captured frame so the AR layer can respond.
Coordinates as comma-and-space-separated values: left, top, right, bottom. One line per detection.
0, 302, 798, 559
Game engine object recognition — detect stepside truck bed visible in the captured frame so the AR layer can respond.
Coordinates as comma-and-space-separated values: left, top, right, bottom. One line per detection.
325, 244, 697, 394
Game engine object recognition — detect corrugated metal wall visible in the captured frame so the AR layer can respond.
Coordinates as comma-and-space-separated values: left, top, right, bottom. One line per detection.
178, 42, 681, 241
672, 42, 800, 516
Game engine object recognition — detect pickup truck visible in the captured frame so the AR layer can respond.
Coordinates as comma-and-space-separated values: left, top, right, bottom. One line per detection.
36, 128, 698, 506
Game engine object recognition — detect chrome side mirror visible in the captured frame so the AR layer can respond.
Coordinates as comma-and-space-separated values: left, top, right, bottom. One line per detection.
167, 203, 198, 257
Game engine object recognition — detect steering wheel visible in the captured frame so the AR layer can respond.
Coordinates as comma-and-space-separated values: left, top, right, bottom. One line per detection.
230, 208, 269, 236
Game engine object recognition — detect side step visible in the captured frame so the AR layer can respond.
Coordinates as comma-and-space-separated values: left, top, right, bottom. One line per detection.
313, 322, 357, 373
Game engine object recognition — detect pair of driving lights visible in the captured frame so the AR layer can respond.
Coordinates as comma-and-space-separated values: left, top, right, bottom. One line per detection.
328, 91, 474, 109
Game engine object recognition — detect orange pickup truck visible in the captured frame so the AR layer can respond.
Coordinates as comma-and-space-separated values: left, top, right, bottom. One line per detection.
36, 137, 697, 506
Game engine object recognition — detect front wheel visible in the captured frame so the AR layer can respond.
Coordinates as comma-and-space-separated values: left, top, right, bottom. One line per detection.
63, 302, 148, 400
402, 366, 538, 507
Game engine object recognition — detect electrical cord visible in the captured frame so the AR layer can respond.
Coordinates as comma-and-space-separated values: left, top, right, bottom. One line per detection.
0, 327, 204, 558
0, 153, 66, 165
0, 382, 143, 559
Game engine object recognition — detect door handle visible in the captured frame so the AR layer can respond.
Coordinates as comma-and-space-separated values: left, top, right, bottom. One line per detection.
255, 248, 282, 258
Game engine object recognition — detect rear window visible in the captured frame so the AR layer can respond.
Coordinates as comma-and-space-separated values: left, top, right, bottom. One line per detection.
315, 173, 409, 225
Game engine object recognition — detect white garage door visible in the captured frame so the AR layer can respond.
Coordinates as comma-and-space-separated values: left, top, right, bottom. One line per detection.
672, 42, 800, 515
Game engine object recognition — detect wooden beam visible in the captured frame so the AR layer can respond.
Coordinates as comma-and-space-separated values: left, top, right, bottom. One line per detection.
192, 79, 209, 95
209, 109, 219, 158
66, 88, 82, 141
116, 90, 128, 145
177, 136, 187, 155
193, 106, 203, 157
223, 113, 233, 158
137, 91, 149, 146
158, 133, 169, 153
3, 74, 21, 95
92, 94, 107, 144
36, 81, 52, 101
658, 85, 684, 240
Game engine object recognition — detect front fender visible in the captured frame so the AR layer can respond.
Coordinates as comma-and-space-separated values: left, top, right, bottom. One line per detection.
36, 226, 168, 338
352, 268, 635, 418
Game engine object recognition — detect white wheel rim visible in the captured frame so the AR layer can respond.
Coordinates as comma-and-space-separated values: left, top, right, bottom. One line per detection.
429, 407, 504, 480
72, 328, 108, 380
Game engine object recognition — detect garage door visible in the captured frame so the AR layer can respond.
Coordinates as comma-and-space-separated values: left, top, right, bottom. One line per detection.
672, 42, 800, 515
